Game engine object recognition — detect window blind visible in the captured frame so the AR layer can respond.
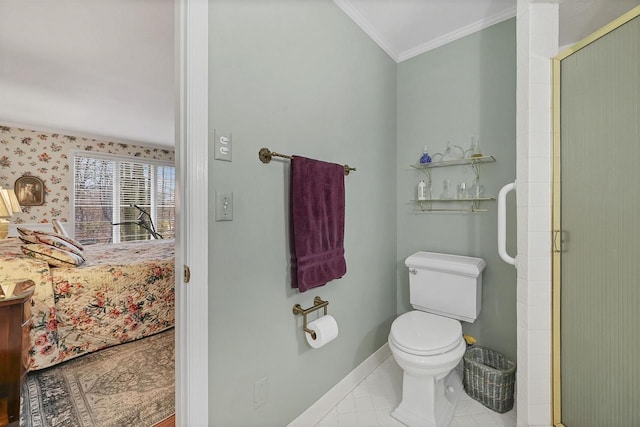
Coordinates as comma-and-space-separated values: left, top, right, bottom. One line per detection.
73, 152, 175, 244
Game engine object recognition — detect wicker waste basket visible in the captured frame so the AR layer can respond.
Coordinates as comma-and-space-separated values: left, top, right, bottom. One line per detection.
462, 346, 516, 413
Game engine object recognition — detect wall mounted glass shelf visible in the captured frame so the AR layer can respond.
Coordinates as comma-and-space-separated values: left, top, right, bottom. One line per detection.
409, 155, 496, 213
410, 155, 496, 169
412, 198, 496, 212
412, 197, 495, 202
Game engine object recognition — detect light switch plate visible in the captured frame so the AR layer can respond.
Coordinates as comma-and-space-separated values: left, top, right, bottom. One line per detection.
213, 129, 232, 161
215, 191, 233, 221
254, 376, 268, 408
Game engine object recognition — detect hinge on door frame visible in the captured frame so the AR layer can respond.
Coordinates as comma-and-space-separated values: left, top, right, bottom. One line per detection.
184, 265, 191, 283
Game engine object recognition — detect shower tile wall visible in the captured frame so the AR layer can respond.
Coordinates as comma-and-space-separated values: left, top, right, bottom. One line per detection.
515, 2, 557, 425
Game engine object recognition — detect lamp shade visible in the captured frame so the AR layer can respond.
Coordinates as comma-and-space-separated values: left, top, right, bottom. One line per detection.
0, 189, 12, 218
5, 189, 21, 213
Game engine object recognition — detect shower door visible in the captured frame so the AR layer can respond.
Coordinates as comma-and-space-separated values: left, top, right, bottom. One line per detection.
552, 7, 640, 427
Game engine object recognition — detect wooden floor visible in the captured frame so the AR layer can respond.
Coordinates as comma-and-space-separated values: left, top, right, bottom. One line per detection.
153, 414, 175, 427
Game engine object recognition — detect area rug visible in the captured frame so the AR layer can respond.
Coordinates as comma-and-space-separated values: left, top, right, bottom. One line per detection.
21, 329, 174, 427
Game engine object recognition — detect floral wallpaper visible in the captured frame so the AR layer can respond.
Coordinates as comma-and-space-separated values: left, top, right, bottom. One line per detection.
0, 126, 174, 224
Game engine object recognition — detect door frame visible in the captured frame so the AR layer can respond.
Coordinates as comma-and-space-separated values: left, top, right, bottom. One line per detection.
551, 6, 640, 426
175, 0, 209, 425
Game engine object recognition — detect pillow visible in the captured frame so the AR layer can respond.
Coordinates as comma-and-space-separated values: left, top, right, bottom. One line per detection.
18, 234, 38, 244
16, 227, 35, 238
21, 243, 84, 267
34, 234, 85, 260
17, 227, 85, 251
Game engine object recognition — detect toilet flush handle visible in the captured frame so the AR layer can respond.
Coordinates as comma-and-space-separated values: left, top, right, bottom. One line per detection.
409, 269, 418, 275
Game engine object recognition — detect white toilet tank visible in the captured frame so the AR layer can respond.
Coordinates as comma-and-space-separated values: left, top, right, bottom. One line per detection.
405, 252, 486, 323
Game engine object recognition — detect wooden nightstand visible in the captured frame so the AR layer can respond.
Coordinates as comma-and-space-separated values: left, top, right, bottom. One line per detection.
0, 280, 34, 427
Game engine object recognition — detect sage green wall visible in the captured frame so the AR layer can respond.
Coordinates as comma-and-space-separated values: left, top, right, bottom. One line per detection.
208, 1, 397, 426
396, 19, 518, 359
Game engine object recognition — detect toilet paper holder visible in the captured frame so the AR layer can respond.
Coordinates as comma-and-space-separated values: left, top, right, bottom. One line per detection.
292, 296, 329, 340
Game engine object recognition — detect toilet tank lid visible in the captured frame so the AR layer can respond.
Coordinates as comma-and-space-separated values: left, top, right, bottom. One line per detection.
405, 252, 486, 277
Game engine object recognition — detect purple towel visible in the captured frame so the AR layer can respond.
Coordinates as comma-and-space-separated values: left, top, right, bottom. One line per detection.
290, 156, 347, 292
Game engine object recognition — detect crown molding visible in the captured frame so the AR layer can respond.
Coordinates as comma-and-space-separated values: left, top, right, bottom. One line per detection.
332, 0, 400, 62
397, 6, 517, 62
334, 0, 517, 64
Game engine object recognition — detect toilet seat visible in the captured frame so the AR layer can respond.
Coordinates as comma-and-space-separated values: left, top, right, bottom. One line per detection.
390, 311, 462, 356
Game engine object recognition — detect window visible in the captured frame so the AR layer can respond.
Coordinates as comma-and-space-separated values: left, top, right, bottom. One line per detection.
72, 151, 175, 244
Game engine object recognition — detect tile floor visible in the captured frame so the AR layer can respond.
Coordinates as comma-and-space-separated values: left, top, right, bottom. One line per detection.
315, 356, 516, 427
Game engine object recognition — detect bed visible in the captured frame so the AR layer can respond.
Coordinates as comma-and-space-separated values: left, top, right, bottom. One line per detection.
0, 236, 175, 371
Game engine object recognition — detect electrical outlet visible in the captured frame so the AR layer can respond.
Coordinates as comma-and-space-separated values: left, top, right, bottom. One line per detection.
254, 377, 268, 408
213, 129, 232, 162
215, 191, 233, 221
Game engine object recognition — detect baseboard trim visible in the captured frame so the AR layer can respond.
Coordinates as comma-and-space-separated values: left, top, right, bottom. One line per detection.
287, 342, 391, 427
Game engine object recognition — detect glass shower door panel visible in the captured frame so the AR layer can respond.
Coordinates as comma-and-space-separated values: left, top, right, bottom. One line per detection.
560, 16, 640, 426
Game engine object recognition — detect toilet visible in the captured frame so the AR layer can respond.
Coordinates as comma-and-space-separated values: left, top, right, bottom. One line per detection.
389, 252, 486, 427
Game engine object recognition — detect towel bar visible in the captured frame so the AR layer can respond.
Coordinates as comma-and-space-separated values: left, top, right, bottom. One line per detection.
259, 148, 356, 176
292, 296, 329, 340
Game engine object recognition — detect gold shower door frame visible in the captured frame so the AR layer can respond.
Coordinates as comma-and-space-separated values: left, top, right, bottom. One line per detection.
552, 6, 640, 427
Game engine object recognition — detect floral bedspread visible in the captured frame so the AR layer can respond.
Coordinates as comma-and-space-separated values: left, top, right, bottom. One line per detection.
0, 238, 175, 371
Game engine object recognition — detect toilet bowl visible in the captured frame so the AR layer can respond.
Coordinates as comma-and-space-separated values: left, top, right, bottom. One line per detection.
389, 311, 466, 427
390, 252, 486, 427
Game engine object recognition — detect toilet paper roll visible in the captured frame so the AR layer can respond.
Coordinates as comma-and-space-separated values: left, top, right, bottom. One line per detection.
305, 315, 339, 349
